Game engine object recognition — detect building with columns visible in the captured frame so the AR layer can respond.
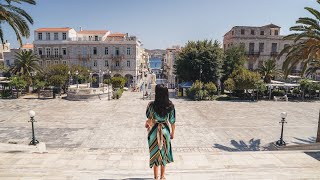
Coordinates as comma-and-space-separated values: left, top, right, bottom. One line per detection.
33, 27, 148, 87
223, 24, 301, 75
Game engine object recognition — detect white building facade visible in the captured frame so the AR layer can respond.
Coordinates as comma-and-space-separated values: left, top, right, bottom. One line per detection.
33, 27, 148, 87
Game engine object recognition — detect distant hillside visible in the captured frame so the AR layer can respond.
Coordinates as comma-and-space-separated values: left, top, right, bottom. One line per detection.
145, 49, 166, 56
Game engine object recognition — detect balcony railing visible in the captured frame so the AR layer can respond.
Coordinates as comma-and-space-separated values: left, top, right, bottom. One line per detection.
270, 52, 279, 56
40, 55, 63, 59
111, 54, 124, 60
245, 51, 260, 56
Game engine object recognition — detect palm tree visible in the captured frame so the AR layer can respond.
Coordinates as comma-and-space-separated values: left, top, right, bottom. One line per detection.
258, 59, 282, 83
306, 60, 320, 78
11, 50, 40, 87
279, 0, 320, 77
0, 0, 36, 46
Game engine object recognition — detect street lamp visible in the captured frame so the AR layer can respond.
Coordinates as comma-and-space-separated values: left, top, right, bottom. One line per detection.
108, 70, 111, 100
75, 70, 79, 88
276, 112, 287, 146
28, 110, 39, 145
89, 72, 92, 88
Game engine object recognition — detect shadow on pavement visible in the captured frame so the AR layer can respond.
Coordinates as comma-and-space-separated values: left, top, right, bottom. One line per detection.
304, 151, 320, 161
213, 138, 261, 152
292, 137, 316, 145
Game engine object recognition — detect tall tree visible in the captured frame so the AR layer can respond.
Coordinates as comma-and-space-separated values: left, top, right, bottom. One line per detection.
279, 0, 320, 77
11, 50, 40, 86
221, 45, 246, 91
0, 0, 36, 46
258, 59, 282, 83
174, 40, 223, 83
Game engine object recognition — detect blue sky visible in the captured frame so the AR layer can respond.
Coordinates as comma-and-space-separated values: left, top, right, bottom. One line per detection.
3, 0, 318, 49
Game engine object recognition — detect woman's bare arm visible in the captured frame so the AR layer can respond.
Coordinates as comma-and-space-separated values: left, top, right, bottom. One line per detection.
170, 124, 175, 139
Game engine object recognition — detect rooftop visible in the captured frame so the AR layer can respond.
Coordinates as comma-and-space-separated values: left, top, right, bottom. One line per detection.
77, 30, 109, 35
108, 33, 126, 37
35, 28, 72, 32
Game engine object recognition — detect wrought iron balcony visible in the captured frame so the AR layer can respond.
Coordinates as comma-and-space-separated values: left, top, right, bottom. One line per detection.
270, 52, 279, 56
40, 55, 63, 59
111, 54, 124, 60
245, 51, 260, 56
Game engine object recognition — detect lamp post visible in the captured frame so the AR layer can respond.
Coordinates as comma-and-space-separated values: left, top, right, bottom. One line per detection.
108, 70, 111, 100
75, 70, 79, 88
28, 110, 39, 145
89, 72, 92, 88
276, 112, 287, 146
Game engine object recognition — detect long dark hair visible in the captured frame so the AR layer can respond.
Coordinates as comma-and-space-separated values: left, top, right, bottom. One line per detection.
153, 84, 174, 117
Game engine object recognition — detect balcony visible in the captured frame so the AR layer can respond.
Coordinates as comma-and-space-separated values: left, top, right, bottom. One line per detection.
245, 51, 260, 56
111, 54, 124, 60
110, 65, 122, 71
270, 52, 279, 56
40, 55, 63, 59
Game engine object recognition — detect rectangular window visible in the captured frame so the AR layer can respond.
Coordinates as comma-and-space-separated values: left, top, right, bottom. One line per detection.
54, 33, 58, 40
105, 60, 108, 67
95, 36, 98, 41
241, 29, 245, 35
38, 48, 43, 55
259, 43, 264, 53
46, 32, 50, 40
46, 61, 51, 66
275, 30, 279, 35
62, 48, 67, 55
105, 47, 108, 55
231, 31, 234, 35
54, 60, 59, 64
272, 43, 278, 52
93, 60, 97, 67
260, 31, 264, 35
82, 47, 87, 55
62, 33, 67, 40
127, 47, 131, 55
46, 48, 51, 57
93, 47, 97, 55
5, 60, 10, 66
249, 43, 255, 53
54, 48, 59, 57
127, 60, 130, 67
116, 60, 120, 67
115, 47, 120, 56
38, 33, 42, 40
62, 61, 66, 65
251, 30, 255, 35
39, 61, 43, 66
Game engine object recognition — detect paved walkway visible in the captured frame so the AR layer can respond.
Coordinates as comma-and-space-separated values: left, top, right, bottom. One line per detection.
0, 143, 320, 179
0, 91, 320, 179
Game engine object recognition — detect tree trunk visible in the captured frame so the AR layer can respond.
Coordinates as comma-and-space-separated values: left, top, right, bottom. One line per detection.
316, 110, 320, 143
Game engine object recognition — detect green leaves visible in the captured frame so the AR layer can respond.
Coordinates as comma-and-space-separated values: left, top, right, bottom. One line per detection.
258, 59, 282, 83
226, 67, 261, 91
111, 76, 127, 88
0, 0, 35, 46
175, 39, 223, 83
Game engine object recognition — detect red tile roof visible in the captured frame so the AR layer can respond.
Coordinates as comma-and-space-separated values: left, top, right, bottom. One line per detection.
108, 33, 126, 37
21, 43, 33, 49
35, 28, 72, 32
78, 30, 109, 34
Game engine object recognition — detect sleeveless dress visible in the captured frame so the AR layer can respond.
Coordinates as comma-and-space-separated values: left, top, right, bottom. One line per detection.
146, 102, 176, 168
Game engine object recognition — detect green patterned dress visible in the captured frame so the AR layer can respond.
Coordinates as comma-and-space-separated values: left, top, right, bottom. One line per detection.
146, 102, 176, 168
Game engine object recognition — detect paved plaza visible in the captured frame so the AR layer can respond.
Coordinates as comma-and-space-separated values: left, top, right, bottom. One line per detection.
0, 91, 320, 179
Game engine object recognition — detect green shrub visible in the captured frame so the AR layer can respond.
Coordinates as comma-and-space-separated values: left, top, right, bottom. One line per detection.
113, 88, 124, 99
272, 90, 285, 96
111, 77, 127, 88
204, 82, 217, 98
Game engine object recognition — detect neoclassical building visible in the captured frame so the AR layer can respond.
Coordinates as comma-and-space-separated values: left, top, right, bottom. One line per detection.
33, 27, 148, 87
223, 24, 301, 75
163, 46, 181, 88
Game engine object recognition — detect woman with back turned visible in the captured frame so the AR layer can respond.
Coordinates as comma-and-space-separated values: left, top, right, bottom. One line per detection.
145, 84, 176, 180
